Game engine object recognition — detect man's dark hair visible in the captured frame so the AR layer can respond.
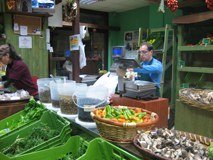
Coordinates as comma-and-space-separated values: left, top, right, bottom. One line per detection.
140, 42, 154, 51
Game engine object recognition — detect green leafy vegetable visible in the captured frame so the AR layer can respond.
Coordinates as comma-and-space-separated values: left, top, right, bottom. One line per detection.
0, 97, 47, 136
1, 123, 60, 157
210, 143, 213, 159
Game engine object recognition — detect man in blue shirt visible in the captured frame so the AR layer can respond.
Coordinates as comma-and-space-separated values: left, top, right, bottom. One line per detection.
129, 42, 163, 97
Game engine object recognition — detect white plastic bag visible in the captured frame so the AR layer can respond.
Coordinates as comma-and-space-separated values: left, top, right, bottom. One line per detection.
79, 40, 86, 69
93, 72, 118, 101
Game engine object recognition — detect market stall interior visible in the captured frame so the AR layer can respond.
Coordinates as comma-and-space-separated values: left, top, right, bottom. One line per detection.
1, 0, 213, 159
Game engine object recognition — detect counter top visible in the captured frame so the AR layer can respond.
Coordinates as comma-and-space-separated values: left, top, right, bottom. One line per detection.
69, 118, 143, 159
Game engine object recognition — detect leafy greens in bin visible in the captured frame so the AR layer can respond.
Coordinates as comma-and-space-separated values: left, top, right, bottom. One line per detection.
1, 123, 60, 157
0, 97, 47, 136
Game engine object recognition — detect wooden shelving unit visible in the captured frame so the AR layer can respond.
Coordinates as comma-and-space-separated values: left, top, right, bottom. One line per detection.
175, 25, 213, 100
5, 11, 52, 17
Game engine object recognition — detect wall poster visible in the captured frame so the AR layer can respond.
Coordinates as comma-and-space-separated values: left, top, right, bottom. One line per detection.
124, 30, 139, 59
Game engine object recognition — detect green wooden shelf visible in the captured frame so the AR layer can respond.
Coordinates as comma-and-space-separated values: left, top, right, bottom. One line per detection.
177, 66, 213, 73
178, 45, 213, 51
176, 25, 213, 105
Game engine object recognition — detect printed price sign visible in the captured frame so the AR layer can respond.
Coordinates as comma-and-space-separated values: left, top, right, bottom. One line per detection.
202, 38, 210, 44
179, 60, 185, 66
183, 83, 189, 89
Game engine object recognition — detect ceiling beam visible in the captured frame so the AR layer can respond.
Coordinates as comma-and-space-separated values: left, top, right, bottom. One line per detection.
62, 21, 120, 31
173, 10, 213, 24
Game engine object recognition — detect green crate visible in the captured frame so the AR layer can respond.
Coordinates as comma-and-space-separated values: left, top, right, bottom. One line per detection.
0, 136, 89, 160
78, 137, 141, 160
0, 109, 48, 139
144, 32, 163, 50
0, 110, 72, 157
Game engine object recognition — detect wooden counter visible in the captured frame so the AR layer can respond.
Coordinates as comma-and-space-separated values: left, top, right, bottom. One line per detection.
0, 101, 28, 120
112, 94, 169, 129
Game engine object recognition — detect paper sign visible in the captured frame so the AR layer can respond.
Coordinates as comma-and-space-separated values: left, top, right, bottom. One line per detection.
183, 83, 189, 88
179, 60, 185, 66
83, 105, 96, 112
70, 34, 80, 51
19, 36, 32, 48
50, 47, 53, 52
20, 26, 28, 35
46, 29, 50, 43
47, 43, 50, 50
14, 23, 19, 31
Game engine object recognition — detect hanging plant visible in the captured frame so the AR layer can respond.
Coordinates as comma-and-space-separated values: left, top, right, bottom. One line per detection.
158, 0, 165, 13
64, 0, 77, 22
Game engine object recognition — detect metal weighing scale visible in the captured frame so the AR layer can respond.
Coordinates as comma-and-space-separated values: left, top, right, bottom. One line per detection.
110, 46, 157, 100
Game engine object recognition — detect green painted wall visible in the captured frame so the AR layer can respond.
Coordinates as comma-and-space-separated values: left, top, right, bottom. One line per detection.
108, 3, 182, 69
108, 6, 150, 68
3, 13, 49, 78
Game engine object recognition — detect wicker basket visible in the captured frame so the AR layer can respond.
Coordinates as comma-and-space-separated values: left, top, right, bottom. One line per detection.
179, 88, 213, 111
133, 130, 213, 160
90, 106, 159, 143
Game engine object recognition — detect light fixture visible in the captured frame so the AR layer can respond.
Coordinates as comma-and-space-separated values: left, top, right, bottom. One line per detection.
80, 0, 106, 5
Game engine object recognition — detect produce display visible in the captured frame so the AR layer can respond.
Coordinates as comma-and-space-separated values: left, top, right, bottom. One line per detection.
167, 0, 178, 13
0, 97, 46, 136
0, 90, 30, 101
94, 105, 153, 123
0, 123, 60, 157
59, 95, 77, 114
145, 39, 156, 45
135, 128, 211, 160
210, 144, 213, 159
180, 89, 213, 105
39, 88, 51, 103
206, 0, 213, 10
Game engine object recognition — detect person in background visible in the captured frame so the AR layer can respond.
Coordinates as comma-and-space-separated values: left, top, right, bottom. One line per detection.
128, 42, 163, 97
0, 43, 39, 100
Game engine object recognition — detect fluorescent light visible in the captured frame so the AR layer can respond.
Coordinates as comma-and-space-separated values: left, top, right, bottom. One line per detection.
80, 0, 98, 5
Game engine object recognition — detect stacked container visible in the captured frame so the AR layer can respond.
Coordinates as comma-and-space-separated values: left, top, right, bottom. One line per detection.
74, 86, 108, 122
58, 81, 77, 114
37, 78, 54, 103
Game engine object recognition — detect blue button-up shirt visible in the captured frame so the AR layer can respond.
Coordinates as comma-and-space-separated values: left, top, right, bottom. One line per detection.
134, 58, 163, 88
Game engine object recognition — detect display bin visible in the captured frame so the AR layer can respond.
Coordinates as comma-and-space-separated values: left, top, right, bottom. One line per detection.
78, 137, 141, 160
0, 110, 72, 157
183, 72, 207, 89
144, 32, 163, 50
0, 109, 48, 139
0, 136, 89, 160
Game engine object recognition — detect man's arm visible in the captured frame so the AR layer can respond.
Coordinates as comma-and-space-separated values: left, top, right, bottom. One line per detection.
134, 61, 163, 74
